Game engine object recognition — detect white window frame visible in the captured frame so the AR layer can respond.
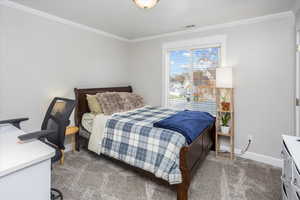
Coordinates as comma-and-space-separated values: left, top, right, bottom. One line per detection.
161, 35, 227, 107
296, 31, 300, 136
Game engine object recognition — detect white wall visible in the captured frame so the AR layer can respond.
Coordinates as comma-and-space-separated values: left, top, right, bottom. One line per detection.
0, 6, 3, 118
129, 15, 295, 159
297, 11, 300, 30
0, 6, 130, 131
297, 0, 300, 138
294, 0, 300, 29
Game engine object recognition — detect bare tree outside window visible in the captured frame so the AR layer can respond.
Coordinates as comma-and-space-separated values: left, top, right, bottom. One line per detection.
168, 47, 220, 115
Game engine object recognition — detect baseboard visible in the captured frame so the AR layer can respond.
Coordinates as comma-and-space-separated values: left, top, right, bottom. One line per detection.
219, 145, 283, 168
65, 143, 283, 168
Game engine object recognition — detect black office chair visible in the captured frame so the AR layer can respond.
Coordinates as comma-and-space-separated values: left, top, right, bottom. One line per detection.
0, 97, 76, 200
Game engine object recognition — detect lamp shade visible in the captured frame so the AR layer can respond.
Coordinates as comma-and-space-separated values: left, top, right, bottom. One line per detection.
133, 0, 160, 9
216, 67, 233, 88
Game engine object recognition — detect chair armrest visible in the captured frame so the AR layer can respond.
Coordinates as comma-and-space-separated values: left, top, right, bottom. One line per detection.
18, 130, 56, 141
36, 130, 56, 138
0, 118, 29, 129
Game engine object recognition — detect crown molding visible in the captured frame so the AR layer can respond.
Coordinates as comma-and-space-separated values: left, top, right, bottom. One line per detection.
130, 11, 295, 42
0, 0, 294, 43
0, 0, 130, 42
292, 0, 300, 14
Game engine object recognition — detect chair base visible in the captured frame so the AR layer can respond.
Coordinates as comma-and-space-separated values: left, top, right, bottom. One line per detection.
51, 188, 63, 200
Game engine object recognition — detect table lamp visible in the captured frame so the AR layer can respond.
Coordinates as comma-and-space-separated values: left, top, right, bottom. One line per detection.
216, 67, 233, 88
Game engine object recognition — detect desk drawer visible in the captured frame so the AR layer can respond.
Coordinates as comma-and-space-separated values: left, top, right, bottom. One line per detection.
283, 182, 289, 200
282, 142, 293, 182
291, 191, 300, 200
292, 162, 300, 192
283, 159, 293, 183
291, 185, 300, 200
283, 181, 293, 200
282, 141, 291, 160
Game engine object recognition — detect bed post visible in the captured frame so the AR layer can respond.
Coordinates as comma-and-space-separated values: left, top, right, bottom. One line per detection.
74, 88, 81, 151
177, 146, 190, 200
177, 184, 188, 200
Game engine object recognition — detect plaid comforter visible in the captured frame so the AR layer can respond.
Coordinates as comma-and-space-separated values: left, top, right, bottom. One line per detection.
101, 106, 187, 184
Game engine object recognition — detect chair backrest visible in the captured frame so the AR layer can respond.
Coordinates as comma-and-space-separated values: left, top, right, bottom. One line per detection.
41, 97, 76, 150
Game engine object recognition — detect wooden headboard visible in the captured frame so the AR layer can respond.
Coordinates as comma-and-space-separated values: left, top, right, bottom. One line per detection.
74, 86, 133, 126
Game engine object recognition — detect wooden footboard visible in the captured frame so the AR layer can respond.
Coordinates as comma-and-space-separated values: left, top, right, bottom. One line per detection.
176, 124, 215, 200
76, 118, 215, 200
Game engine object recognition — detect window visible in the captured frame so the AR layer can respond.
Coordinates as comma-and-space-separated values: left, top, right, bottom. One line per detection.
163, 36, 226, 116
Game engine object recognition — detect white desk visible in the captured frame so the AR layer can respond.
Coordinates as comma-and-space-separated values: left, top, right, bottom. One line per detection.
282, 135, 300, 170
0, 124, 55, 200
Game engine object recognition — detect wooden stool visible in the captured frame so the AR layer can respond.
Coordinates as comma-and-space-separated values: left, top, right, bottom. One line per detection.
60, 126, 79, 164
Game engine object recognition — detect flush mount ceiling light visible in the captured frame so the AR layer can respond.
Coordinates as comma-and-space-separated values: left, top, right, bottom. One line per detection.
133, 0, 160, 9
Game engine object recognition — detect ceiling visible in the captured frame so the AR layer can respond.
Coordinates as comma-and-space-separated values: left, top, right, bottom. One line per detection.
10, 0, 295, 40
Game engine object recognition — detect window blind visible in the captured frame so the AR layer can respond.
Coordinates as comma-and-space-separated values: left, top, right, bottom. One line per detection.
168, 47, 220, 116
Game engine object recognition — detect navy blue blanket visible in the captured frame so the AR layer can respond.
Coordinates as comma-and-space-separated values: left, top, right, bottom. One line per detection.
153, 110, 215, 144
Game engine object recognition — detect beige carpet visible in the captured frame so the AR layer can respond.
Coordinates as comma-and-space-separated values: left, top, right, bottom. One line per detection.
52, 150, 281, 200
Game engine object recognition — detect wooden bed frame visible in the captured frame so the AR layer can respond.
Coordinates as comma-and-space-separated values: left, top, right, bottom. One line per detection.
74, 86, 215, 200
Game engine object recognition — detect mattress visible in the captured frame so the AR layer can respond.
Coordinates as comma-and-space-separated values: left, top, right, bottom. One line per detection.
81, 113, 111, 154
81, 113, 95, 134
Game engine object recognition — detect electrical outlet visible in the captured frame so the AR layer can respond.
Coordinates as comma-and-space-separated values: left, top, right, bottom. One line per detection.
248, 135, 253, 141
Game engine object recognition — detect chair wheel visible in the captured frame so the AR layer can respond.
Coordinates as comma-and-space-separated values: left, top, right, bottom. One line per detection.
51, 188, 63, 200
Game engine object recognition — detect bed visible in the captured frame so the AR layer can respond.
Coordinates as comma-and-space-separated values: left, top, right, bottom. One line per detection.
74, 86, 215, 200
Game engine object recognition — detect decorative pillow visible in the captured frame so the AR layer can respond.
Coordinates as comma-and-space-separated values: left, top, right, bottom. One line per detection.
119, 92, 145, 110
86, 94, 102, 114
96, 92, 125, 115
96, 92, 145, 115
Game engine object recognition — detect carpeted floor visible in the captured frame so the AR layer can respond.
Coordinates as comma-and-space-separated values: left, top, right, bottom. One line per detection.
52, 150, 281, 200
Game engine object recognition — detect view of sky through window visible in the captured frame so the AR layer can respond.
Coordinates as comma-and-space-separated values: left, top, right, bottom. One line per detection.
168, 47, 220, 115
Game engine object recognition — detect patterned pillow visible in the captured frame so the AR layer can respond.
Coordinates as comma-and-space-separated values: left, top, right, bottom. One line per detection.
96, 92, 145, 115
86, 94, 102, 114
119, 92, 145, 111
96, 92, 125, 115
